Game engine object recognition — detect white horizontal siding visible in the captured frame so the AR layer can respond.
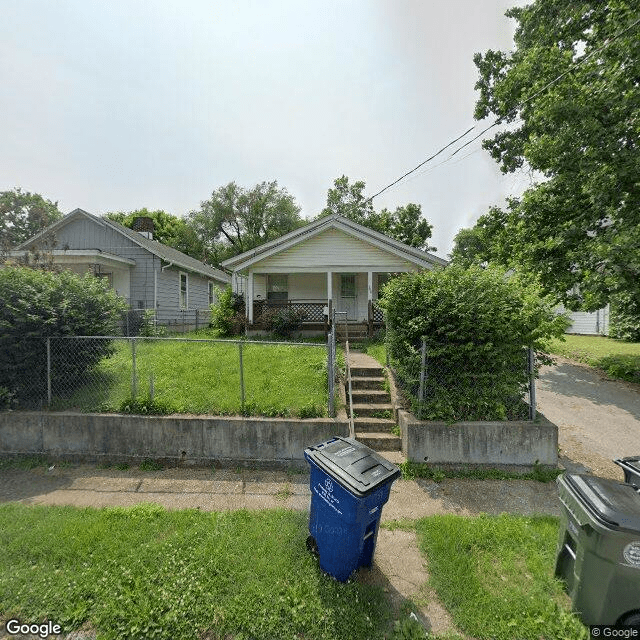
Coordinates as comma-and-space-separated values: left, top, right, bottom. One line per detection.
251, 228, 415, 271
566, 307, 610, 335
289, 273, 326, 300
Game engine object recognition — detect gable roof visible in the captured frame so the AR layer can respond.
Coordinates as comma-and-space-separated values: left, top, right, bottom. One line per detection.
221, 213, 448, 272
17, 208, 230, 283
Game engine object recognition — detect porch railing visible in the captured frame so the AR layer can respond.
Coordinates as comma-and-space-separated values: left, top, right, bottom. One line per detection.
252, 299, 327, 324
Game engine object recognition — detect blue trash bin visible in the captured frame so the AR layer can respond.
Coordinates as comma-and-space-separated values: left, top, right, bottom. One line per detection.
304, 436, 401, 582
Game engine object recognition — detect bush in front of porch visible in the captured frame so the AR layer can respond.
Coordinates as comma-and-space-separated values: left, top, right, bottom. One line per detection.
210, 286, 246, 336
379, 265, 569, 421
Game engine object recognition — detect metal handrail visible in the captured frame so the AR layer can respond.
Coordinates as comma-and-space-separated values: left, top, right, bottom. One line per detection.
345, 339, 355, 438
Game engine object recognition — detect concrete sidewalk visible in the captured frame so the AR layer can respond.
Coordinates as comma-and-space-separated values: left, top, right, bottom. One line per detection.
0, 463, 562, 519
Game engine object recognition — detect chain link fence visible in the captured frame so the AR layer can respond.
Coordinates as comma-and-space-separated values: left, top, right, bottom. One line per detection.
121, 308, 213, 337
388, 337, 536, 422
7, 335, 339, 418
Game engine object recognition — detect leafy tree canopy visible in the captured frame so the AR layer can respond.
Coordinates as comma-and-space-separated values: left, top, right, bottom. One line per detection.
473, 0, 639, 310
319, 176, 436, 252
449, 224, 493, 267
0, 188, 63, 251
188, 181, 303, 265
104, 209, 206, 262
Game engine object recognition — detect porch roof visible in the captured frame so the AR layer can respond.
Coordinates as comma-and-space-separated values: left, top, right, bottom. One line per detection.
221, 213, 448, 273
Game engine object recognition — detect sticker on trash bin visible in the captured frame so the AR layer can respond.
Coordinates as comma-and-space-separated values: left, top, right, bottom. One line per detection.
314, 479, 342, 515
623, 541, 640, 567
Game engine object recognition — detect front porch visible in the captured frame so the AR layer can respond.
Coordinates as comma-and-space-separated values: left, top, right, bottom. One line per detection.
244, 271, 388, 337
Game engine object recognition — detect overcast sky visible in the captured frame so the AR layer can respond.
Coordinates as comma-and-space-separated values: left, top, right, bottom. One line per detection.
0, 0, 531, 257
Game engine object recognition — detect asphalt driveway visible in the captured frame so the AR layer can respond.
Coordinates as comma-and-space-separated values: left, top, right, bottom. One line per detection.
537, 356, 640, 480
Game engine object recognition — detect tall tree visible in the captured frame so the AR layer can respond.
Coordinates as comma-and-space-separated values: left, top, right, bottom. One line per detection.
320, 176, 437, 252
105, 209, 205, 261
0, 188, 63, 251
188, 181, 303, 264
473, 0, 639, 310
449, 224, 492, 267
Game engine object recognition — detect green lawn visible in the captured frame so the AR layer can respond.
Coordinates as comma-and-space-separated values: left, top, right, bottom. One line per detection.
413, 514, 588, 639
0, 504, 394, 640
546, 334, 640, 383
52, 339, 330, 418
0, 504, 593, 640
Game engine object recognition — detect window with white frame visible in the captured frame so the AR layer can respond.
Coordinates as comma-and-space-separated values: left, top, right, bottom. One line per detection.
267, 274, 288, 301
179, 272, 188, 308
208, 281, 216, 306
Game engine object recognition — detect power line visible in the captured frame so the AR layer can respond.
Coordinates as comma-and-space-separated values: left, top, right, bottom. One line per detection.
366, 14, 640, 203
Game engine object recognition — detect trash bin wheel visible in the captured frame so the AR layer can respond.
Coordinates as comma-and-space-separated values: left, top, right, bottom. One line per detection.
619, 611, 640, 626
306, 535, 319, 557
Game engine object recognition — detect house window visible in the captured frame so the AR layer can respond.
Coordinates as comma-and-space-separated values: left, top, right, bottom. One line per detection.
208, 281, 216, 306
179, 272, 188, 308
267, 274, 288, 302
340, 274, 356, 298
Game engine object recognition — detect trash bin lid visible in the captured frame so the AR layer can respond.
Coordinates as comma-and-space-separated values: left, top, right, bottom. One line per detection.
565, 474, 640, 533
304, 437, 401, 498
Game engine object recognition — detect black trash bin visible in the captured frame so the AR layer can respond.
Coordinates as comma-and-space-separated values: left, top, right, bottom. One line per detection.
615, 457, 640, 488
304, 436, 401, 582
555, 473, 640, 625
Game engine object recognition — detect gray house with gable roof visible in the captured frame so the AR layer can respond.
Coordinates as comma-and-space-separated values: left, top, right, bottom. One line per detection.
14, 208, 230, 331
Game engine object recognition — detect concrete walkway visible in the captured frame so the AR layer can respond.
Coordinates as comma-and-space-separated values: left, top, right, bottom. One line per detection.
0, 464, 563, 519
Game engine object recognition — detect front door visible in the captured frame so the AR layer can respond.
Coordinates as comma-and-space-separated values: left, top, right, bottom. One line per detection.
338, 274, 358, 320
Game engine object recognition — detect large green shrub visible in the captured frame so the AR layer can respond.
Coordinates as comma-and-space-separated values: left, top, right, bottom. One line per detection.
609, 292, 640, 342
0, 266, 127, 408
261, 306, 306, 339
379, 265, 569, 421
209, 286, 245, 336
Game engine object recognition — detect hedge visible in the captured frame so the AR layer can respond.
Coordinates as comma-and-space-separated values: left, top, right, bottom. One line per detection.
379, 265, 569, 421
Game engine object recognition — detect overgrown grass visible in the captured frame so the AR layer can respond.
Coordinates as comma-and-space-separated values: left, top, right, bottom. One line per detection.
0, 504, 394, 640
546, 334, 640, 384
399, 461, 562, 483
415, 514, 588, 639
52, 339, 329, 418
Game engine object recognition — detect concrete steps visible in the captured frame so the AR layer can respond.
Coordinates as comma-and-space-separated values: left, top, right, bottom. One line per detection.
346, 353, 400, 453
356, 432, 401, 452
337, 324, 369, 342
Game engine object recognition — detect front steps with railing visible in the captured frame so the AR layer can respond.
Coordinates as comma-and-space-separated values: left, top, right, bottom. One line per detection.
347, 357, 401, 452
336, 323, 369, 342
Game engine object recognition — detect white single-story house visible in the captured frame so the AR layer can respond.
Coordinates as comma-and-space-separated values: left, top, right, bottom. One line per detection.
221, 213, 448, 335
12, 208, 230, 331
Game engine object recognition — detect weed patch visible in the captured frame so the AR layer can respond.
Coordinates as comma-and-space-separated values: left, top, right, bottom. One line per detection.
399, 461, 562, 483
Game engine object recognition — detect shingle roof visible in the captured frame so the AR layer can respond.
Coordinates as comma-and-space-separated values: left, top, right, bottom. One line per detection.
16, 208, 230, 283
221, 213, 449, 271
102, 216, 229, 282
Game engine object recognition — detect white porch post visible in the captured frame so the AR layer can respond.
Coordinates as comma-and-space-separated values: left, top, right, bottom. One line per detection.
247, 271, 254, 324
367, 271, 373, 303
327, 271, 333, 307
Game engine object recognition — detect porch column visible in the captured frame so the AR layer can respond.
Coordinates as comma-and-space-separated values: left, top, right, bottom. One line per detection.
367, 271, 373, 337
247, 271, 254, 324
327, 270, 333, 308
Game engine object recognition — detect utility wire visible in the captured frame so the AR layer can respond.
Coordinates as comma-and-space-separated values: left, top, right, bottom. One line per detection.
366, 14, 640, 203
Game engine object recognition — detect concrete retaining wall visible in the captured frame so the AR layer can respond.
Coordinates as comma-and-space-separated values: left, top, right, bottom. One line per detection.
399, 410, 558, 467
0, 412, 349, 468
